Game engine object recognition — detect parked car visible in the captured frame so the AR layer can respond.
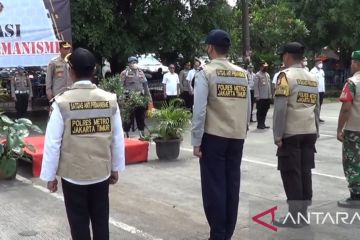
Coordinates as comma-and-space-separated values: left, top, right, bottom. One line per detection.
137, 54, 168, 80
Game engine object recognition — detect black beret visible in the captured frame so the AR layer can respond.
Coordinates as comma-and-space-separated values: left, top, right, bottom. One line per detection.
66, 48, 96, 71
278, 42, 304, 55
205, 29, 231, 47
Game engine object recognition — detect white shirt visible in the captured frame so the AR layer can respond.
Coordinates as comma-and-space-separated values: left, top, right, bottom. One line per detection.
40, 80, 125, 185
247, 71, 256, 90
186, 69, 197, 82
310, 67, 325, 92
162, 72, 179, 96
272, 71, 281, 85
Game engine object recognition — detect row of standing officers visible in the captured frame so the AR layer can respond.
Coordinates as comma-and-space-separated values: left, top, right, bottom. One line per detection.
36, 31, 360, 240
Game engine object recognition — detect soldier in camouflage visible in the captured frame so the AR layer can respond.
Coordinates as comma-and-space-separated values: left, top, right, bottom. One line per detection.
337, 50, 360, 208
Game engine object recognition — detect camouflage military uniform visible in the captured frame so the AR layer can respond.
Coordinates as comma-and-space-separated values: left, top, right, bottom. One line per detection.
340, 80, 360, 195
343, 130, 360, 194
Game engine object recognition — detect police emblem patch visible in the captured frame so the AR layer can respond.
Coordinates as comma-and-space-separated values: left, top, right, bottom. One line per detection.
275, 73, 290, 97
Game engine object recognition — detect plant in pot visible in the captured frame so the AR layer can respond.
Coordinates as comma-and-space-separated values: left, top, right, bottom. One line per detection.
150, 99, 191, 160
99, 75, 150, 124
0, 113, 42, 179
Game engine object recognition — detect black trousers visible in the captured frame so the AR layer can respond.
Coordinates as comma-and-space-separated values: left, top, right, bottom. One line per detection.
277, 134, 317, 213
15, 93, 29, 118
62, 178, 110, 240
250, 90, 255, 120
180, 91, 193, 109
166, 95, 178, 104
256, 99, 271, 127
200, 133, 244, 240
123, 107, 146, 132
319, 92, 324, 107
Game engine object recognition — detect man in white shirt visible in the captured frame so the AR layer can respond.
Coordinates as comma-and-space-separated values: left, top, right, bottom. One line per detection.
310, 58, 326, 122
186, 59, 202, 91
162, 64, 180, 102
40, 48, 125, 240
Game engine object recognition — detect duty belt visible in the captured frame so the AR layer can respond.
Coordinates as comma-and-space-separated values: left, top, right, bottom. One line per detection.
15, 90, 29, 94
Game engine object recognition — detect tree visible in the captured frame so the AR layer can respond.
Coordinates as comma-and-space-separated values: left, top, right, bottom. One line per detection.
287, 0, 360, 66
249, 1, 309, 67
71, 0, 234, 73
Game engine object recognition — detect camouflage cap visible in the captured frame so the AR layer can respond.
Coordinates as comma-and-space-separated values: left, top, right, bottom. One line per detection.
352, 50, 360, 61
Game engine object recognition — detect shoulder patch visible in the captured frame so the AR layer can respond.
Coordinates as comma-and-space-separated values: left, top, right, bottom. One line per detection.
274, 73, 290, 97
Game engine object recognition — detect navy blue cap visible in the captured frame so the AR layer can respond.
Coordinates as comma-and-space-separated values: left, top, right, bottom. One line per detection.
128, 56, 138, 63
278, 42, 304, 55
205, 29, 231, 47
66, 48, 96, 71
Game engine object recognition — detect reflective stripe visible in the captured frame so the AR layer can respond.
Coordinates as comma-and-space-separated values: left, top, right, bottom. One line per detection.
15, 90, 29, 94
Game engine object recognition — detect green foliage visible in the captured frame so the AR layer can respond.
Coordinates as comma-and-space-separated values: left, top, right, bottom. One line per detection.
289, 0, 360, 52
71, 0, 234, 69
150, 99, 191, 140
250, 1, 309, 66
121, 91, 150, 123
0, 114, 42, 178
99, 75, 150, 122
98, 74, 124, 100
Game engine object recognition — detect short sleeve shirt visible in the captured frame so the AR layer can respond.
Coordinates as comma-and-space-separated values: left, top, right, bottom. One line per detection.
339, 81, 356, 103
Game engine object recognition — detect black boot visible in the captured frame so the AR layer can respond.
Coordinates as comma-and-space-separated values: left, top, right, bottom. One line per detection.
338, 192, 360, 208
273, 201, 307, 228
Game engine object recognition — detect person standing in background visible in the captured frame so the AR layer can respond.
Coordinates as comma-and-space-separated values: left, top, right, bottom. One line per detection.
310, 58, 326, 122
46, 41, 72, 100
162, 64, 180, 102
254, 62, 272, 129
11, 67, 33, 118
187, 59, 202, 89
120, 56, 152, 138
179, 62, 193, 109
247, 63, 256, 122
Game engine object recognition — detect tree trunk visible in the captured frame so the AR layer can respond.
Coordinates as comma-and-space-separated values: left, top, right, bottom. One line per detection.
109, 55, 126, 75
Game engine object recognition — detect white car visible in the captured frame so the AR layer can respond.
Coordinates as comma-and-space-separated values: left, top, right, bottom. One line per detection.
137, 54, 168, 79
102, 59, 111, 78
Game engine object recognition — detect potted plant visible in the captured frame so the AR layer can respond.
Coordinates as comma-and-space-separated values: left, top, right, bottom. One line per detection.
0, 113, 42, 179
150, 99, 191, 160
99, 75, 150, 124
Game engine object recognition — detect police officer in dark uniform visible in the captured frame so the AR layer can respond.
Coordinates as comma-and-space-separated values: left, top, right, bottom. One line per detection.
273, 42, 319, 228
192, 29, 250, 240
11, 66, 33, 118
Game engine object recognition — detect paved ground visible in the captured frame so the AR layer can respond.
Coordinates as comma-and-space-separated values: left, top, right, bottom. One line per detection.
1, 103, 360, 240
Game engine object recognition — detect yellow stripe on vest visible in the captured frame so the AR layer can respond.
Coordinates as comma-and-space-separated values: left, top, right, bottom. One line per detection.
217, 84, 247, 98
69, 101, 110, 110
297, 92, 318, 104
71, 117, 111, 135
216, 70, 246, 78
296, 79, 318, 87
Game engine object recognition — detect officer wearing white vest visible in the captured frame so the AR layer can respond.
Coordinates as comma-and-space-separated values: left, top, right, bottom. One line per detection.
273, 42, 319, 228
192, 29, 250, 240
40, 48, 125, 240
